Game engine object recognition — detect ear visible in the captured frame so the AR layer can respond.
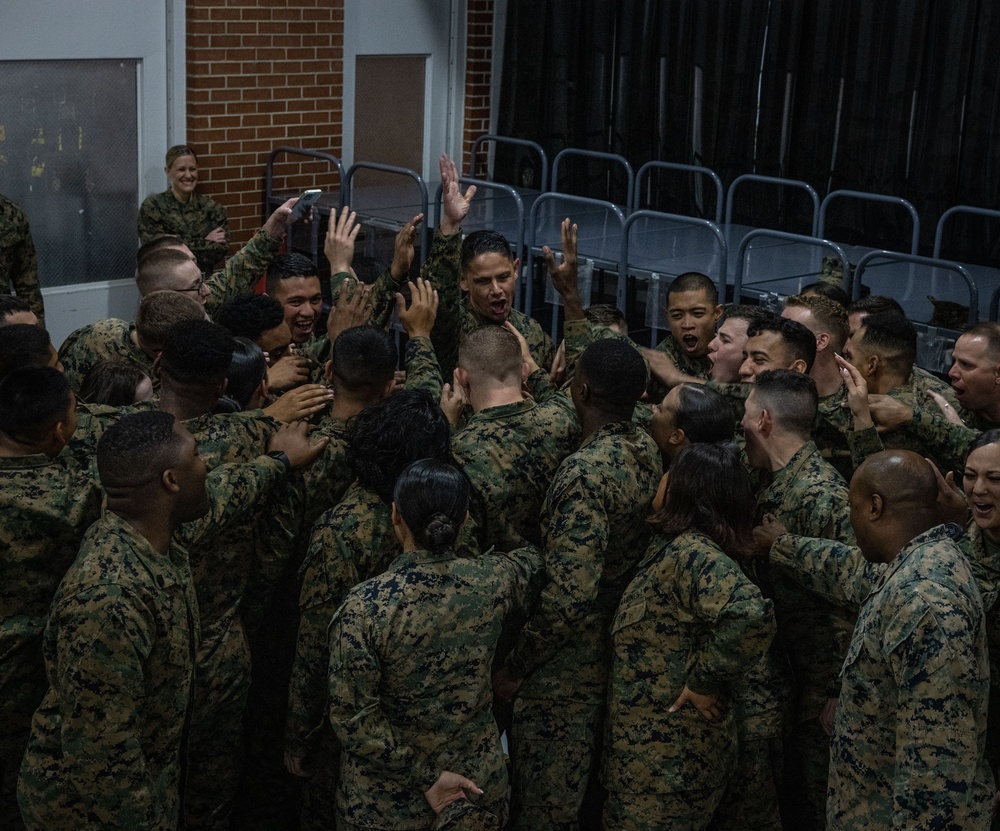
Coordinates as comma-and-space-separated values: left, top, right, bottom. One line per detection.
789, 359, 808, 375
521, 361, 530, 385
323, 359, 333, 382
758, 406, 773, 436
382, 378, 396, 398
711, 303, 724, 323
868, 492, 884, 522
867, 355, 881, 380
162, 467, 181, 494
511, 258, 521, 281
459, 273, 469, 294
455, 366, 471, 392
577, 380, 592, 405
151, 353, 163, 381
816, 332, 830, 352
668, 427, 687, 447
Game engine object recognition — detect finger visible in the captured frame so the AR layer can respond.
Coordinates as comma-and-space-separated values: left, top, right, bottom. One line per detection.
411, 212, 425, 228
668, 691, 687, 713
542, 245, 556, 269
395, 292, 407, 316
462, 184, 477, 202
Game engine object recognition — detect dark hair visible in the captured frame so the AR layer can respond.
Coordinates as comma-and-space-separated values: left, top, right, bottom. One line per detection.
393, 459, 470, 551
650, 442, 754, 560
215, 293, 286, 342
136, 249, 197, 296
577, 337, 648, 415
159, 320, 234, 386
265, 253, 317, 295
968, 428, 1000, 457
752, 369, 818, 437
0, 366, 72, 443
136, 234, 186, 268
801, 281, 851, 309
668, 272, 718, 305
847, 294, 905, 317
584, 303, 627, 331
97, 410, 181, 489
221, 337, 268, 410
746, 316, 817, 373
0, 295, 34, 323
165, 144, 197, 167
460, 230, 514, 273
0, 324, 54, 381
134, 290, 206, 351
330, 325, 398, 400
674, 384, 736, 443
458, 325, 522, 384
346, 389, 452, 504
856, 311, 917, 376
719, 304, 772, 328
79, 361, 148, 407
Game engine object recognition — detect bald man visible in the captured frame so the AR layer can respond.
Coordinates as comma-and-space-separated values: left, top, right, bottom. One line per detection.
761, 450, 993, 829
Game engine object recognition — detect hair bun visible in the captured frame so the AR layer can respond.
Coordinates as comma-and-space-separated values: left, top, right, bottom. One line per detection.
424, 512, 457, 551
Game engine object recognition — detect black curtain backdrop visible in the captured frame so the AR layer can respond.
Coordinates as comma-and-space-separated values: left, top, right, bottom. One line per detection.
495, 0, 1000, 263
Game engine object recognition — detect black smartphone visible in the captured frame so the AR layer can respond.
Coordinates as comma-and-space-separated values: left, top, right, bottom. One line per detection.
290, 189, 322, 220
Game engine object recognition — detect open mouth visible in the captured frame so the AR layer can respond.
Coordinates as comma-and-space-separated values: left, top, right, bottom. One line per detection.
489, 299, 509, 318
973, 502, 994, 520
681, 334, 700, 353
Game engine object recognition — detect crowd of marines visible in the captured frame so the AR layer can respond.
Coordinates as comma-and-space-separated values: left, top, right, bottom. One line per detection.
1, 152, 1000, 831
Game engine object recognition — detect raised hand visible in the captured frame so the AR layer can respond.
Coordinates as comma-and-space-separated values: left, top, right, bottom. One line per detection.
542, 218, 583, 320
835, 353, 874, 431
439, 153, 476, 236
327, 277, 373, 343
324, 206, 361, 275
391, 213, 424, 280
396, 278, 439, 339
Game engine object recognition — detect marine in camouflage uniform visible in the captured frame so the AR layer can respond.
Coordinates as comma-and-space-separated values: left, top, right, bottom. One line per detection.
328, 543, 542, 830
138, 189, 228, 273
0, 194, 44, 324
754, 440, 856, 830
647, 332, 713, 404
505, 421, 661, 831
0, 455, 103, 831
58, 319, 152, 393
602, 530, 775, 830
203, 226, 284, 320
17, 510, 200, 831
779, 523, 994, 830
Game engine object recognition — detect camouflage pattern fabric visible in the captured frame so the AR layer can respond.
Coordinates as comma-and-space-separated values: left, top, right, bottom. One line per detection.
813, 383, 857, 482
203, 229, 283, 320
0, 194, 43, 323
17, 511, 200, 831
647, 332, 713, 404
601, 530, 775, 828
58, 319, 153, 394
0, 454, 103, 831
404, 335, 445, 402
506, 420, 661, 830
327, 545, 541, 829
138, 189, 228, 273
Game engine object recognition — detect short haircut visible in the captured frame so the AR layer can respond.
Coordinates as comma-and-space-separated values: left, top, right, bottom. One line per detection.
346, 389, 452, 504
393, 459, 471, 552
847, 294, 905, 317
458, 325, 522, 385
134, 290, 206, 351
265, 253, 317, 295
719, 304, 772, 328
674, 384, 736, 443
329, 326, 398, 399
857, 311, 917, 377
752, 369, 818, 438
650, 441, 754, 560
159, 320, 234, 386
97, 410, 182, 490
584, 303, 627, 331
137, 249, 197, 296
222, 337, 268, 410
215, 293, 286, 342
136, 234, 186, 269
577, 337, 648, 415
460, 230, 514, 273
165, 144, 197, 167
961, 322, 1000, 361
79, 361, 148, 407
0, 295, 34, 324
969, 428, 1000, 458
667, 272, 718, 305
746, 316, 817, 373
802, 281, 850, 309
0, 324, 53, 381
785, 293, 850, 352
0, 366, 72, 443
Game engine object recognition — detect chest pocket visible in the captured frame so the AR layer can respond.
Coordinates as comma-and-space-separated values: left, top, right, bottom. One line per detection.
611, 597, 646, 635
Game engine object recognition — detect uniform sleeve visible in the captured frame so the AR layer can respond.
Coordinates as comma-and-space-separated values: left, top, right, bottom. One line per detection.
887, 593, 986, 829
137, 194, 168, 245
184, 198, 229, 273
847, 425, 884, 470
203, 229, 282, 318
769, 533, 880, 609
902, 409, 976, 474
6, 208, 43, 322
423, 231, 464, 379
57, 325, 96, 393
328, 595, 437, 789
682, 549, 776, 695
506, 470, 606, 679
404, 335, 444, 401
51, 586, 163, 827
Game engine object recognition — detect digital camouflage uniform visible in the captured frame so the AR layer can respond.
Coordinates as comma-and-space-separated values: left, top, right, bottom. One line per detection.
328, 544, 542, 830
813, 383, 857, 482
647, 332, 713, 404
0, 454, 103, 831
911, 365, 960, 409
203, 228, 283, 320
452, 394, 580, 551
138, 189, 228, 273
58, 319, 153, 394
17, 510, 200, 831
773, 524, 995, 830
968, 524, 1000, 803
754, 441, 856, 830
505, 420, 661, 831
0, 194, 43, 324
602, 530, 775, 830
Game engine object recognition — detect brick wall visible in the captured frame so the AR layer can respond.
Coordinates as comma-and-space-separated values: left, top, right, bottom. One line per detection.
185, 1, 345, 251
463, 0, 495, 174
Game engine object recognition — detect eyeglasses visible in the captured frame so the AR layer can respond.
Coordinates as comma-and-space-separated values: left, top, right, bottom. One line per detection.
177, 278, 206, 293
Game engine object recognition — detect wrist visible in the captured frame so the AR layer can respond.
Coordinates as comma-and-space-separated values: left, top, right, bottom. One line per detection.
266, 449, 291, 471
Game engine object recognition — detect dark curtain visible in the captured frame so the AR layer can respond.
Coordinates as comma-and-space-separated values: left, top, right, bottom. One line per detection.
496, 0, 1000, 262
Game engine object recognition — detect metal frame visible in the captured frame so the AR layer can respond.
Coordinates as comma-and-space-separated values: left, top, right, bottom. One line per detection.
551, 148, 635, 209
468, 134, 549, 194
344, 161, 430, 258
818, 190, 920, 255
633, 161, 724, 222
732, 229, 850, 303
853, 250, 977, 324
725, 174, 821, 237
934, 205, 1000, 258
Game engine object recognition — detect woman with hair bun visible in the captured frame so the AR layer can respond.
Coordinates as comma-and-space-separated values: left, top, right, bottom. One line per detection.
327, 459, 541, 830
